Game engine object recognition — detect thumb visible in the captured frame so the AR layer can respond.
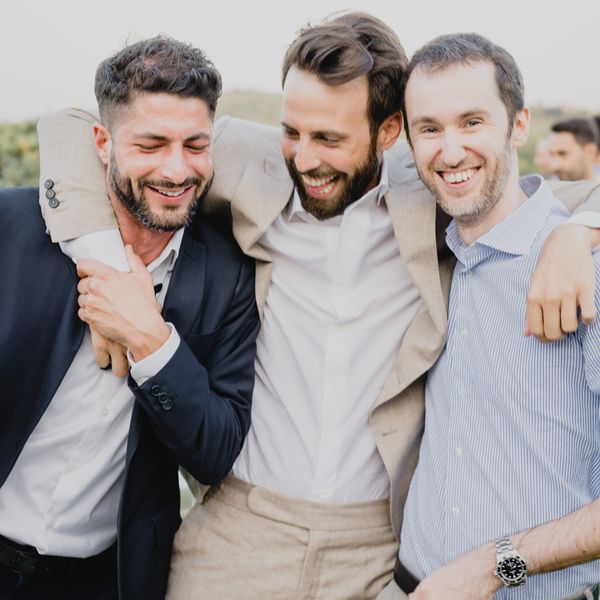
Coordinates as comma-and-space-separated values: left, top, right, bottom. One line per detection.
125, 245, 149, 279
125, 244, 155, 300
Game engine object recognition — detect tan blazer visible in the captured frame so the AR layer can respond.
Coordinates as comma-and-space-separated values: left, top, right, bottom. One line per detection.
205, 116, 452, 538
37, 110, 600, 540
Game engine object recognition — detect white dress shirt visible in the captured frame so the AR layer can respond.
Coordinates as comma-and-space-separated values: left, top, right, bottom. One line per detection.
233, 159, 423, 503
0, 229, 183, 557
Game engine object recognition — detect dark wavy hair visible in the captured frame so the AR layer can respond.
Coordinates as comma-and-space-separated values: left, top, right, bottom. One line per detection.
282, 12, 408, 138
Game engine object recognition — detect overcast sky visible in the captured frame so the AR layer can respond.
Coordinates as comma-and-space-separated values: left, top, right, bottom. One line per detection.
2, 0, 598, 122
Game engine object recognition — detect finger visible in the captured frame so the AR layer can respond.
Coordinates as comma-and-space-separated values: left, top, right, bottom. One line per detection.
76, 258, 116, 280
579, 291, 597, 325
541, 299, 565, 341
560, 295, 579, 334
524, 301, 544, 338
109, 342, 129, 377
90, 327, 111, 369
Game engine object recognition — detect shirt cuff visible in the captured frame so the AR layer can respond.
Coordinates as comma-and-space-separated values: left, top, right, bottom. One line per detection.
567, 211, 600, 229
59, 229, 129, 272
128, 323, 181, 385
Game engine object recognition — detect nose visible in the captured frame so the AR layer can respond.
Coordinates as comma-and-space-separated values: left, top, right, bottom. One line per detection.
161, 146, 189, 183
548, 153, 562, 175
439, 131, 467, 168
293, 138, 320, 174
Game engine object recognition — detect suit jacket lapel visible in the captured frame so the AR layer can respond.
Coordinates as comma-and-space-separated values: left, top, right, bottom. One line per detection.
374, 162, 448, 409
161, 231, 206, 338
127, 230, 206, 462
230, 158, 293, 317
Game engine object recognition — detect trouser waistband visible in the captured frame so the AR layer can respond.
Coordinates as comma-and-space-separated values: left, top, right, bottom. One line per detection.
207, 475, 391, 531
0, 534, 116, 578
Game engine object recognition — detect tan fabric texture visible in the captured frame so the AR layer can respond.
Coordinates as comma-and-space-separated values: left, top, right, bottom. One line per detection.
167, 476, 397, 600
37, 108, 117, 241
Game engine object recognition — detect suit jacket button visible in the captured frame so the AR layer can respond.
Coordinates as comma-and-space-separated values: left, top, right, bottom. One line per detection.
151, 385, 162, 396
48, 197, 59, 209
45, 189, 56, 200
161, 399, 173, 411
43, 179, 54, 190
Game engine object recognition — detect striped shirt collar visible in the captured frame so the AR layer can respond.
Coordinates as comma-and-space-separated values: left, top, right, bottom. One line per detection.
446, 175, 567, 268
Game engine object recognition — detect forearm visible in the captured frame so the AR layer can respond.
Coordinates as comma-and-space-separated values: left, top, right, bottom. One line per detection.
413, 498, 600, 599
514, 497, 600, 576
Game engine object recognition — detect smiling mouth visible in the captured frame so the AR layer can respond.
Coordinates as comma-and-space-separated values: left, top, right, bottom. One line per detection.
147, 185, 192, 199
438, 167, 479, 184
301, 173, 339, 197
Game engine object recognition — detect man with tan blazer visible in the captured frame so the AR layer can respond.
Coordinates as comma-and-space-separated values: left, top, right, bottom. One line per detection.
37, 13, 600, 600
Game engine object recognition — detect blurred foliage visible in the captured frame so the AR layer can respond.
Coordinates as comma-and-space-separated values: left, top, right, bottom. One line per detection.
0, 93, 595, 189
0, 120, 40, 187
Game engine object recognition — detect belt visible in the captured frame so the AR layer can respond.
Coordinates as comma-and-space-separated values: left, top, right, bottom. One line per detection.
0, 534, 116, 578
393, 557, 420, 594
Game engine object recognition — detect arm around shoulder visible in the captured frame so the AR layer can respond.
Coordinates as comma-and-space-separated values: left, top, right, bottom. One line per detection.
37, 108, 117, 242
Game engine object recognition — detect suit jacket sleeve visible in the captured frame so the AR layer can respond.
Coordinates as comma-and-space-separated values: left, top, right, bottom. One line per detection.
129, 253, 259, 484
547, 179, 600, 213
37, 108, 117, 242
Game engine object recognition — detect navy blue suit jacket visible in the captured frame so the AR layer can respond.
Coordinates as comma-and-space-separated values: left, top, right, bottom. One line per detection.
0, 188, 259, 599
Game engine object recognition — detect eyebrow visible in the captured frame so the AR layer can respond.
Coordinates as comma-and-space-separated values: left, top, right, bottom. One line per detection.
280, 121, 348, 140
134, 132, 211, 142
409, 109, 492, 129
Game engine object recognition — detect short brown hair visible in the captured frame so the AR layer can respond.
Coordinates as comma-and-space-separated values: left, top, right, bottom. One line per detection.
552, 118, 599, 147
282, 12, 407, 137
402, 33, 524, 140
95, 36, 222, 125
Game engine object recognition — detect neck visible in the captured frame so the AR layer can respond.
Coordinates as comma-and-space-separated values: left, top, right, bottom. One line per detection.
457, 172, 526, 246
110, 193, 175, 266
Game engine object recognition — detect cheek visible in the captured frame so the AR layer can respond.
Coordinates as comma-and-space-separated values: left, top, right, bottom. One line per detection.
191, 154, 213, 178
280, 138, 296, 162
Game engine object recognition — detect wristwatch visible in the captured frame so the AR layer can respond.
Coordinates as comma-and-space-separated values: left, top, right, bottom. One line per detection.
493, 536, 527, 588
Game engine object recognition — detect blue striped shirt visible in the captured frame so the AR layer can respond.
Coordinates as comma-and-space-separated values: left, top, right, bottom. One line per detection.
399, 175, 600, 599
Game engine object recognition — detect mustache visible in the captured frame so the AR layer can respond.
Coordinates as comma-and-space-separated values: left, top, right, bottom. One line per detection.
139, 177, 204, 189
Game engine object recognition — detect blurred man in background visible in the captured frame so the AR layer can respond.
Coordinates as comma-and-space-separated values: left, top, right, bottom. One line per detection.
549, 117, 599, 181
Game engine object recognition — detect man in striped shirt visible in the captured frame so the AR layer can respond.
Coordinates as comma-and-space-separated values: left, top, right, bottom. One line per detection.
390, 34, 600, 599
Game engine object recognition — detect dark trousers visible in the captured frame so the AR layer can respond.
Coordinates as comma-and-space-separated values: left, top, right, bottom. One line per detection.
0, 544, 117, 600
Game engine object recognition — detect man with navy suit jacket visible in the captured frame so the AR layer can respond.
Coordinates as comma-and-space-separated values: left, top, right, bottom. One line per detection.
0, 36, 259, 600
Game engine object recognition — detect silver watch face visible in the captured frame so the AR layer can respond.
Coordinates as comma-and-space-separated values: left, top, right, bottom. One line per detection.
497, 556, 527, 585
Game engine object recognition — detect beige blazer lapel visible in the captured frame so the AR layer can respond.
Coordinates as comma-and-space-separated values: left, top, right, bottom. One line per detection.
374, 163, 448, 409
230, 158, 293, 317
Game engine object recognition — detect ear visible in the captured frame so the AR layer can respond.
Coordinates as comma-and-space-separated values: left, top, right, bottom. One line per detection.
93, 122, 112, 166
583, 142, 598, 164
376, 112, 403, 152
510, 107, 530, 149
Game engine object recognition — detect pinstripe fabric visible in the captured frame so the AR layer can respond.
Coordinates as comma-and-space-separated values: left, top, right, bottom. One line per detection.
399, 176, 600, 599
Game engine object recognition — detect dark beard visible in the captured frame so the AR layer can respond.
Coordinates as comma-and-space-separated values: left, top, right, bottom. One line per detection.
285, 137, 380, 221
109, 161, 212, 233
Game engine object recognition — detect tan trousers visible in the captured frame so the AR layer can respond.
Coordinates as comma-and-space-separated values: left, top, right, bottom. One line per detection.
166, 476, 397, 600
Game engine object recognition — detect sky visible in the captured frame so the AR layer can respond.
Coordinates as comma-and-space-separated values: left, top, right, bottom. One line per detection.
2, 0, 599, 122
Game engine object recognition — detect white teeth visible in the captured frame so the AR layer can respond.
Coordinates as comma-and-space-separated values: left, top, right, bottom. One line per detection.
442, 169, 477, 184
302, 174, 337, 188
154, 187, 185, 197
